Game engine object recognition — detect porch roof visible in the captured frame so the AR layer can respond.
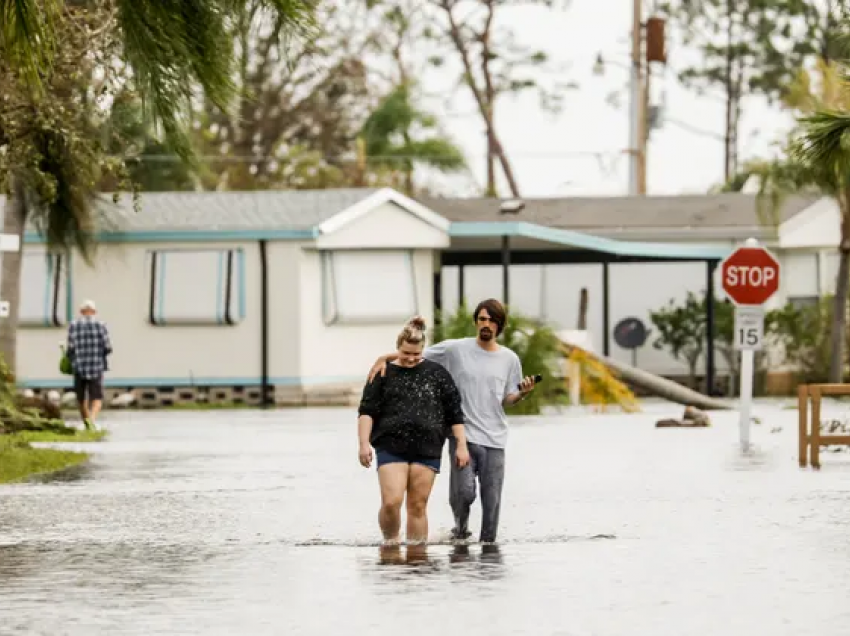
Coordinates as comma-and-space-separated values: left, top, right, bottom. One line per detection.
448, 221, 732, 260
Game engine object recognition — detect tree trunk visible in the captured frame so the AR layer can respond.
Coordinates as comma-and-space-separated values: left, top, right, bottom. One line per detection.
559, 339, 732, 411
486, 137, 496, 196
439, 0, 521, 197
480, 0, 497, 197
577, 287, 588, 330
0, 177, 28, 378
829, 246, 850, 382
687, 358, 699, 389
723, 1, 735, 182
402, 128, 415, 195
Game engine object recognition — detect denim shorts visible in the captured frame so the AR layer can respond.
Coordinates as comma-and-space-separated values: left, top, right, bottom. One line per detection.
376, 449, 441, 473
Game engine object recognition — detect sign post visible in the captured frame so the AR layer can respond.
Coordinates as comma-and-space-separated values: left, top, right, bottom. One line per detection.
720, 238, 781, 452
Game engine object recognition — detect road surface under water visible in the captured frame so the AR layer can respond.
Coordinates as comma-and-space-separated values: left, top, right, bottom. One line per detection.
2, 400, 850, 635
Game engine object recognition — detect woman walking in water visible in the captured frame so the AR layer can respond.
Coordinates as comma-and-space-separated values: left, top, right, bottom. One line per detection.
357, 316, 470, 547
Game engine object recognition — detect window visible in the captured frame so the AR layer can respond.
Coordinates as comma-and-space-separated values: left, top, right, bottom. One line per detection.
788, 296, 819, 310
783, 252, 818, 298
148, 248, 245, 326
19, 251, 70, 328
321, 250, 417, 324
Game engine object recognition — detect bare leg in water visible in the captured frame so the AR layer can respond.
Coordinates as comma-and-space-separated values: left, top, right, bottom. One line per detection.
377, 463, 409, 544
405, 463, 437, 544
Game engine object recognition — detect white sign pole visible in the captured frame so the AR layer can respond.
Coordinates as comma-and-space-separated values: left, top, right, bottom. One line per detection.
734, 304, 765, 453
738, 344, 754, 452
737, 238, 767, 453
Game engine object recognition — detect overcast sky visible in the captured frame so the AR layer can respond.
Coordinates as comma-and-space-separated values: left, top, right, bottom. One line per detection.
417, 0, 800, 198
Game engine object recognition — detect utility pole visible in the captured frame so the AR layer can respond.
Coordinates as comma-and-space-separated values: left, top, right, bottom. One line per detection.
628, 1, 667, 196
629, 0, 645, 195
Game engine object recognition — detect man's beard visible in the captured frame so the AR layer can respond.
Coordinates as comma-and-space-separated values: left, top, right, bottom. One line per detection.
479, 328, 494, 341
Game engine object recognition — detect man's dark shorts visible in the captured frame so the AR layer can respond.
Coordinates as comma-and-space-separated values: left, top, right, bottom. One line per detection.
74, 375, 104, 402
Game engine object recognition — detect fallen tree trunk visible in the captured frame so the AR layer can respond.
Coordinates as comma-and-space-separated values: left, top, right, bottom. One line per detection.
559, 340, 733, 412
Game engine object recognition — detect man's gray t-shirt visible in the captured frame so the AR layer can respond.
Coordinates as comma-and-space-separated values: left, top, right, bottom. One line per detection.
423, 337, 522, 449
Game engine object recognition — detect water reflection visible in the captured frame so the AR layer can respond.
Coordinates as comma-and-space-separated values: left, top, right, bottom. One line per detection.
364, 541, 508, 588
449, 543, 473, 564
377, 543, 440, 570
374, 542, 505, 571
0, 540, 215, 594
30, 462, 93, 484
448, 543, 506, 582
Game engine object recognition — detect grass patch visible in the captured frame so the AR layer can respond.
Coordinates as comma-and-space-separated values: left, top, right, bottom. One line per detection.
0, 435, 89, 484
13, 429, 107, 443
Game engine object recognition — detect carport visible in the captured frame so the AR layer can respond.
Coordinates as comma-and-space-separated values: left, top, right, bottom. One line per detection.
434, 220, 732, 394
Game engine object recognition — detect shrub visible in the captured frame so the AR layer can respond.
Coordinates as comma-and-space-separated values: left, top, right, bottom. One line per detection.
433, 304, 568, 415
766, 297, 835, 384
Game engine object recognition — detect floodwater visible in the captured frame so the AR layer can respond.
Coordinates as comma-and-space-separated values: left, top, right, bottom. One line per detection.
2, 400, 850, 635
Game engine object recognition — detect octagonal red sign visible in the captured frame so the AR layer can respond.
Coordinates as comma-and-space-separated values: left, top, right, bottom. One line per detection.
720, 246, 781, 305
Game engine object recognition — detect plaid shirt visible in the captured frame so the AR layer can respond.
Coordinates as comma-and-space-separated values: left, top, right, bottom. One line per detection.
67, 316, 113, 379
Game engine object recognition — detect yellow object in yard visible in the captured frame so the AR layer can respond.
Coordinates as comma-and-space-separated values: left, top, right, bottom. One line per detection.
563, 345, 641, 413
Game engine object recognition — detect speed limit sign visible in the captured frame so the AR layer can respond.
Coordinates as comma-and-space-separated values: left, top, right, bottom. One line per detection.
734, 305, 764, 351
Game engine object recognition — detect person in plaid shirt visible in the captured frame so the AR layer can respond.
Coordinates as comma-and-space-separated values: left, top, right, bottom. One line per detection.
66, 299, 113, 430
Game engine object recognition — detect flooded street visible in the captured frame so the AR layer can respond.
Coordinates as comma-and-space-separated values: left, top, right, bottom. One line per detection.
2, 401, 850, 635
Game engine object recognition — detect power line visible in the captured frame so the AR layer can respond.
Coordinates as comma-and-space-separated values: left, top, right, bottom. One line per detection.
598, 52, 730, 105
665, 117, 725, 141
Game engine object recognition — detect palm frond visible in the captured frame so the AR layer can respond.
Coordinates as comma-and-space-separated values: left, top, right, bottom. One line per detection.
729, 110, 850, 232
0, 0, 60, 91
115, 0, 232, 165
116, 0, 317, 164
792, 111, 850, 181
728, 159, 809, 228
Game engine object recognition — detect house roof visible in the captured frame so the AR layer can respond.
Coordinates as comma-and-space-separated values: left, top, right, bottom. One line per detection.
2, 190, 815, 236
2, 188, 382, 235
0, 187, 456, 242
0, 188, 818, 259
418, 193, 820, 240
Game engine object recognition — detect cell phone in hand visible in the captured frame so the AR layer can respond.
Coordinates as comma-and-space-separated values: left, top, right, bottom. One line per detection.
517, 374, 543, 390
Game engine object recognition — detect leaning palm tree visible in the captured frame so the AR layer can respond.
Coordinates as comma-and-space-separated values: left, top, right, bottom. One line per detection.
729, 73, 850, 382
791, 112, 850, 382
720, 22, 850, 383
747, 133, 850, 383
0, 0, 315, 374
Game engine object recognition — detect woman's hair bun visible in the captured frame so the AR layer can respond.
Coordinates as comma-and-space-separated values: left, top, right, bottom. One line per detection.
407, 315, 426, 331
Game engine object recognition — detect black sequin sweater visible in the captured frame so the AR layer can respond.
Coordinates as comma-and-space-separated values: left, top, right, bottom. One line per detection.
358, 359, 465, 459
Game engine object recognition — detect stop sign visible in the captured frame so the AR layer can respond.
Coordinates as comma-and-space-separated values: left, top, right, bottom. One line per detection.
720, 245, 781, 305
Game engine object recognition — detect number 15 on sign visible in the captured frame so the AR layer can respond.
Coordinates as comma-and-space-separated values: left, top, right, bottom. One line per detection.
734, 306, 765, 351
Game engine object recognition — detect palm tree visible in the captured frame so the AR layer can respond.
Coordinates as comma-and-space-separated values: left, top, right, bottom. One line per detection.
357, 84, 466, 195
0, 0, 315, 374
728, 52, 850, 382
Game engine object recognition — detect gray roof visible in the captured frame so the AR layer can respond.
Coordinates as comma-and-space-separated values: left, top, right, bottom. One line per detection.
0, 188, 380, 233
0, 188, 820, 239
418, 193, 820, 238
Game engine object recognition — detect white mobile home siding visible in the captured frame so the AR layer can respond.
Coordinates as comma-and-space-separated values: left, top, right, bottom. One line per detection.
441, 246, 831, 377
17, 241, 271, 387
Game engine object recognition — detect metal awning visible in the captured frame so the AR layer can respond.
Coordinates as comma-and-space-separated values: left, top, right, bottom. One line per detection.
439, 220, 724, 398
449, 221, 731, 260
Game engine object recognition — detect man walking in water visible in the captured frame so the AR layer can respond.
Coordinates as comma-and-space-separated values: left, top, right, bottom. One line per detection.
369, 298, 536, 544
66, 300, 113, 430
